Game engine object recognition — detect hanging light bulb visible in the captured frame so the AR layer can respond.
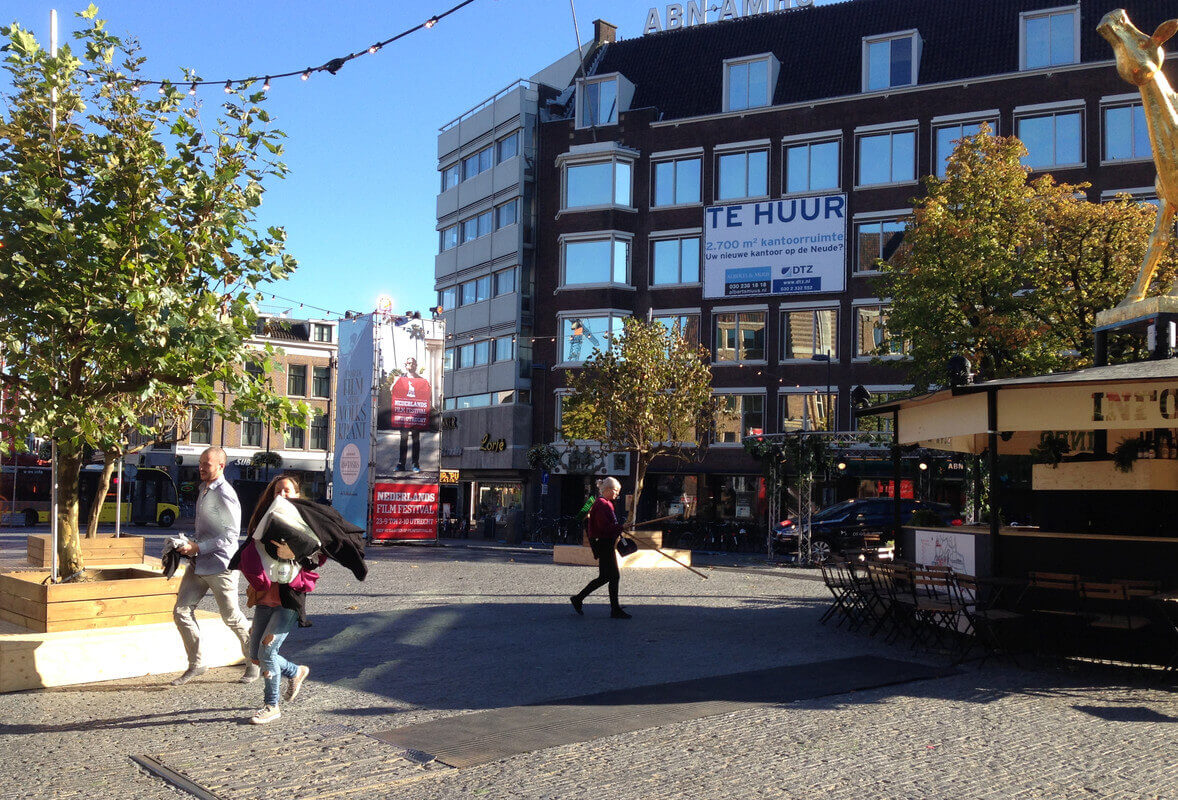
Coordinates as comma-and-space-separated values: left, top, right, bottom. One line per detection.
223, 80, 232, 94
158, 85, 166, 95
86, 74, 95, 85
301, 69, 311, 81
424, 16, 439, 28
188, 82, 197, 95
368, 43, 381, 54
131, 81, 141, 92
262, 76, 271, 92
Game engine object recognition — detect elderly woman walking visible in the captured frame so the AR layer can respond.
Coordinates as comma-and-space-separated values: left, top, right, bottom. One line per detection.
570, 477, 633, 619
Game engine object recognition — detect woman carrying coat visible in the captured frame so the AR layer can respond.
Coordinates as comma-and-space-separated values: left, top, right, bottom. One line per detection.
570, 476, 632, 619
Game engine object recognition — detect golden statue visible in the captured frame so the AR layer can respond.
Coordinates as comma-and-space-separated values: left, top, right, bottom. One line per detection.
1098, 9, 1178, 308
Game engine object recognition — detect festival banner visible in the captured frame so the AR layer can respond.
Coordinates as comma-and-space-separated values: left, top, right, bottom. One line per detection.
371, 481, 439, 541
331, 315, 375, 531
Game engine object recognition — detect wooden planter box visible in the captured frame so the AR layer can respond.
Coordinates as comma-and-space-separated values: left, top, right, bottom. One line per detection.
0, 567, 180, 633
1032, 460, 1178, 492
26, 534, 147, 568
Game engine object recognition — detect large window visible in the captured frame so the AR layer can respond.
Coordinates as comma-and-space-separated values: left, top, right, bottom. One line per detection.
438, 286, 457, 311
581, 77, 619, 126
1021, 6, 1078, 70
855, 390, 910, 432
285, 424, 305, 449
494, 336, 514, 362
857, 130, 915, 186
287, 364, 306, 397
310, 413, 329, 450
724, 57, 771, 112
714, 394, 764, 444
312, 324, 332, 343
1103, 103, 1151, 161
462, 210, 494, 243
856, 217, 909, 273
784, 138, 839, 194
462, 145, 494, 180
653, 314, 700, 345
855, 305, 907, 357
863, 32, 919, 91
190, 407, 212, 445
781, 392, 836, 432
561, 315, 626, 363
1018, 110, 1082, 169
565, 159, 632, 209
460, 275, 491, 306
497, 131, 520, 162
312, 366, 331, 398
782, 308, 837, 360
493, 267, 516, 296
495, 199, 519, 228
652, 157, 702, 207
717, 149, 768, 201
440, 225, 459, 252
715, 312, 766, 362
934, 120, 992, 178
241, 415, 263, 448
441, 163, 460, 191
651, 235, 701, 286
458, 340, 491, 369
562, 236, 630, 286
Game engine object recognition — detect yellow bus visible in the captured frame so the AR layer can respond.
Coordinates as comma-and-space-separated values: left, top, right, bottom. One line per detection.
0, 464, 180, 527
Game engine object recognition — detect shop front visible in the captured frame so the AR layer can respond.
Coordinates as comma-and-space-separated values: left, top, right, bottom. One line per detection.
439, 404, 532, 540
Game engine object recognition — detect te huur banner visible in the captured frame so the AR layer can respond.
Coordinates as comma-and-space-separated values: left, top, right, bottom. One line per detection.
332, 315, 375, 532
372, 482, 439, 541
703, 194, 846, 299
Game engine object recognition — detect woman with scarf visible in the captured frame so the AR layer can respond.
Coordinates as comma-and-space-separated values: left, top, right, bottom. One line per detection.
570, 477, 633, 619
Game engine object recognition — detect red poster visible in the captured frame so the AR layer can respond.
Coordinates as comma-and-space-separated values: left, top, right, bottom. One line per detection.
372, 482, 438, 540
390, 376, 431, 429
876, 479, 915, 499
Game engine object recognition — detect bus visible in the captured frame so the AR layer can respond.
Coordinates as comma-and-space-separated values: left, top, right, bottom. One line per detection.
0, 462, 180, 527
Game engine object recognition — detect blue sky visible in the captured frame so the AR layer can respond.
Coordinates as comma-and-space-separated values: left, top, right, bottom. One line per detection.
3, 1, 832, 320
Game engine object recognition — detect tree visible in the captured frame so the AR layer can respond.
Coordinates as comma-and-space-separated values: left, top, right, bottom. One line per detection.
874, 126, 1178, 390
559, 317, 716, 526
0, 9, 306, 578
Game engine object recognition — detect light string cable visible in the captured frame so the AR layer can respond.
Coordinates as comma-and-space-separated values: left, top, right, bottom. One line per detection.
83, 0, 481, 92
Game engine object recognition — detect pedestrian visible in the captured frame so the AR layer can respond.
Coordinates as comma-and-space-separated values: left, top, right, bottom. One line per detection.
570, 477, 633, 619
171, 446, 254, 686
235, 474, 322, 725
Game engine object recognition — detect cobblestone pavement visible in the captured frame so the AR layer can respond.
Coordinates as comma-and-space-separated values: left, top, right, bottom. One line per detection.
1, 533, 1176, 799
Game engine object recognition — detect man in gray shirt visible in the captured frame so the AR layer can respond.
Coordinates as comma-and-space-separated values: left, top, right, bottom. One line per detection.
170, 446, 256, 685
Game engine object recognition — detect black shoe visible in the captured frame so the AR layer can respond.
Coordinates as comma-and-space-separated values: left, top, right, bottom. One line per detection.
394, 462, 405, 472
610, 608, 632, 619
570, 596, 584, 615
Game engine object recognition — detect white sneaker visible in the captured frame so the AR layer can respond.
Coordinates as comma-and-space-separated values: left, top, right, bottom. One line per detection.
285, 665, 310, 702
249, 705, 281, 725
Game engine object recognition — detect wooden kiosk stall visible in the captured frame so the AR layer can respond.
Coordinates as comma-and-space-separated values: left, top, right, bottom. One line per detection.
863, 359, 1178, 585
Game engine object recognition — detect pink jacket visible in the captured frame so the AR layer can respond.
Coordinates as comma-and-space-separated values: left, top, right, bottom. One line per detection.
238, 540, 322, 594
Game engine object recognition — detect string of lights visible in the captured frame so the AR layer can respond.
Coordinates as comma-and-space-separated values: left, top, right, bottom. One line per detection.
85, 0, 480, 93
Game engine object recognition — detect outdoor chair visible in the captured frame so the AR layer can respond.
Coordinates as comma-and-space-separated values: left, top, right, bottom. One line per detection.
1023, 572, 1088, 657
863, 562, 904, 640
1079, 581, 1154, 664
908, 568, 963, 652
951, 573, 1026, 665
819, 559, 868, 630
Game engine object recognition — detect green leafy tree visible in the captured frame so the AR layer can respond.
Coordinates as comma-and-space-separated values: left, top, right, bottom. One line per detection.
0, 9, 305, 578
560, 317, 716, 525
875, 126, 1177, 389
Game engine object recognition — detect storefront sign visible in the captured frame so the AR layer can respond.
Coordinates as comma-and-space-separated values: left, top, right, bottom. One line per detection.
439, 469, 460, 484
703, 195, 846, 298
644, 0, 812, 35
371, 482, 438, 541
479, 434, 507, 452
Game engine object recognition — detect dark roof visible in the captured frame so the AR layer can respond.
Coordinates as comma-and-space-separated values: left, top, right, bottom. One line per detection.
593, 0, 1176, 120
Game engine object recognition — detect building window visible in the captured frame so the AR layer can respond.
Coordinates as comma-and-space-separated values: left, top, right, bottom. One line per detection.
462, 145, 494, 180
781, 392, 836, 432
857, 130, 915, 186
562, 236, 630, 287
493, 267, 516, 296
724, 56, 772, 112
782, 308, 837, 360
310, 413, 328, 450
287, 364, 306, 397
1021, 6, 1079, 70
441, 163, 460, 191
561, 315, 625, 363
241, 415, 263, 448
714, 394, 764, 444
1103, 103, 1150, 161
458, 340, 491, 369
580, 77, 619, 126
652, 157, 702, 207
715, 312, 766, 362
855, 305, 906, 357
716, 149, 769, 201
443, 348, 454, 372
244, 359, 265, 383
1018, 110, 1082, 169
312, 366, 330, 398
461, 210, 494, 243
495, 199, 519, 228
494, 336, 514, 362
855, 391, 909, 432
285, 424, 305, 449
784, 138, 839, 194
190, 407, 212, 445
497, 131, 520, 162
863, 32, 920, 91
855, 217, 909, 273
312, 323, 332, 343
440, 224, 459, 252
564, 159, 632, 209
934, 120, 992, 178
651, 236, 701, 286
438, 286, 457, 311
653, 314, 700, 345
460, 275, 491, 305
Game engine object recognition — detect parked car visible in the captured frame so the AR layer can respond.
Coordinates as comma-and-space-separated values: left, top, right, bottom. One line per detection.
773, 498, 962, 562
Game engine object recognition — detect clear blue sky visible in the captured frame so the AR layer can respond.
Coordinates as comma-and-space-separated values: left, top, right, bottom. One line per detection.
3, 1, 834, 320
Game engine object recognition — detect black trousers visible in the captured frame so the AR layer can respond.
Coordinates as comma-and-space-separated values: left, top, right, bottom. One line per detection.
398, 430, 420, 467
576, 537, 621, 609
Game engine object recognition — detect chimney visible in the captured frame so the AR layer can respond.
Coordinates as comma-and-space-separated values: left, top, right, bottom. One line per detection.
593, 19, 617, 46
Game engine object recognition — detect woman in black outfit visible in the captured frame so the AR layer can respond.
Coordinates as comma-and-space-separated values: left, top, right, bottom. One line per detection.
570, 477, 632, 619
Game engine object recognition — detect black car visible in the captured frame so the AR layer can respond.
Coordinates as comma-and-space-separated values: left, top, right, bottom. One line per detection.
773, 498, 962, 562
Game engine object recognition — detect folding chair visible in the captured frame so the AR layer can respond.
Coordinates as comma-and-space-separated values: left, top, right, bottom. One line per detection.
909, 568, 961, 652
1080, 581, 1154, 664
1024, 571, 1087, 658
819, 560, 866, 629
952, 572, 1025, 665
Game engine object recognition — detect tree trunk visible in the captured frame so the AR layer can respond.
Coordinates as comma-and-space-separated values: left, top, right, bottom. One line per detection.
630, 455, 649, 527
85, 453, 118, 538
55, 441, 85, 579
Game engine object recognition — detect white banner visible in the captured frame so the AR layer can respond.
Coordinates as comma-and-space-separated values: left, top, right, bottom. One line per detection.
703, 195, 847, 299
